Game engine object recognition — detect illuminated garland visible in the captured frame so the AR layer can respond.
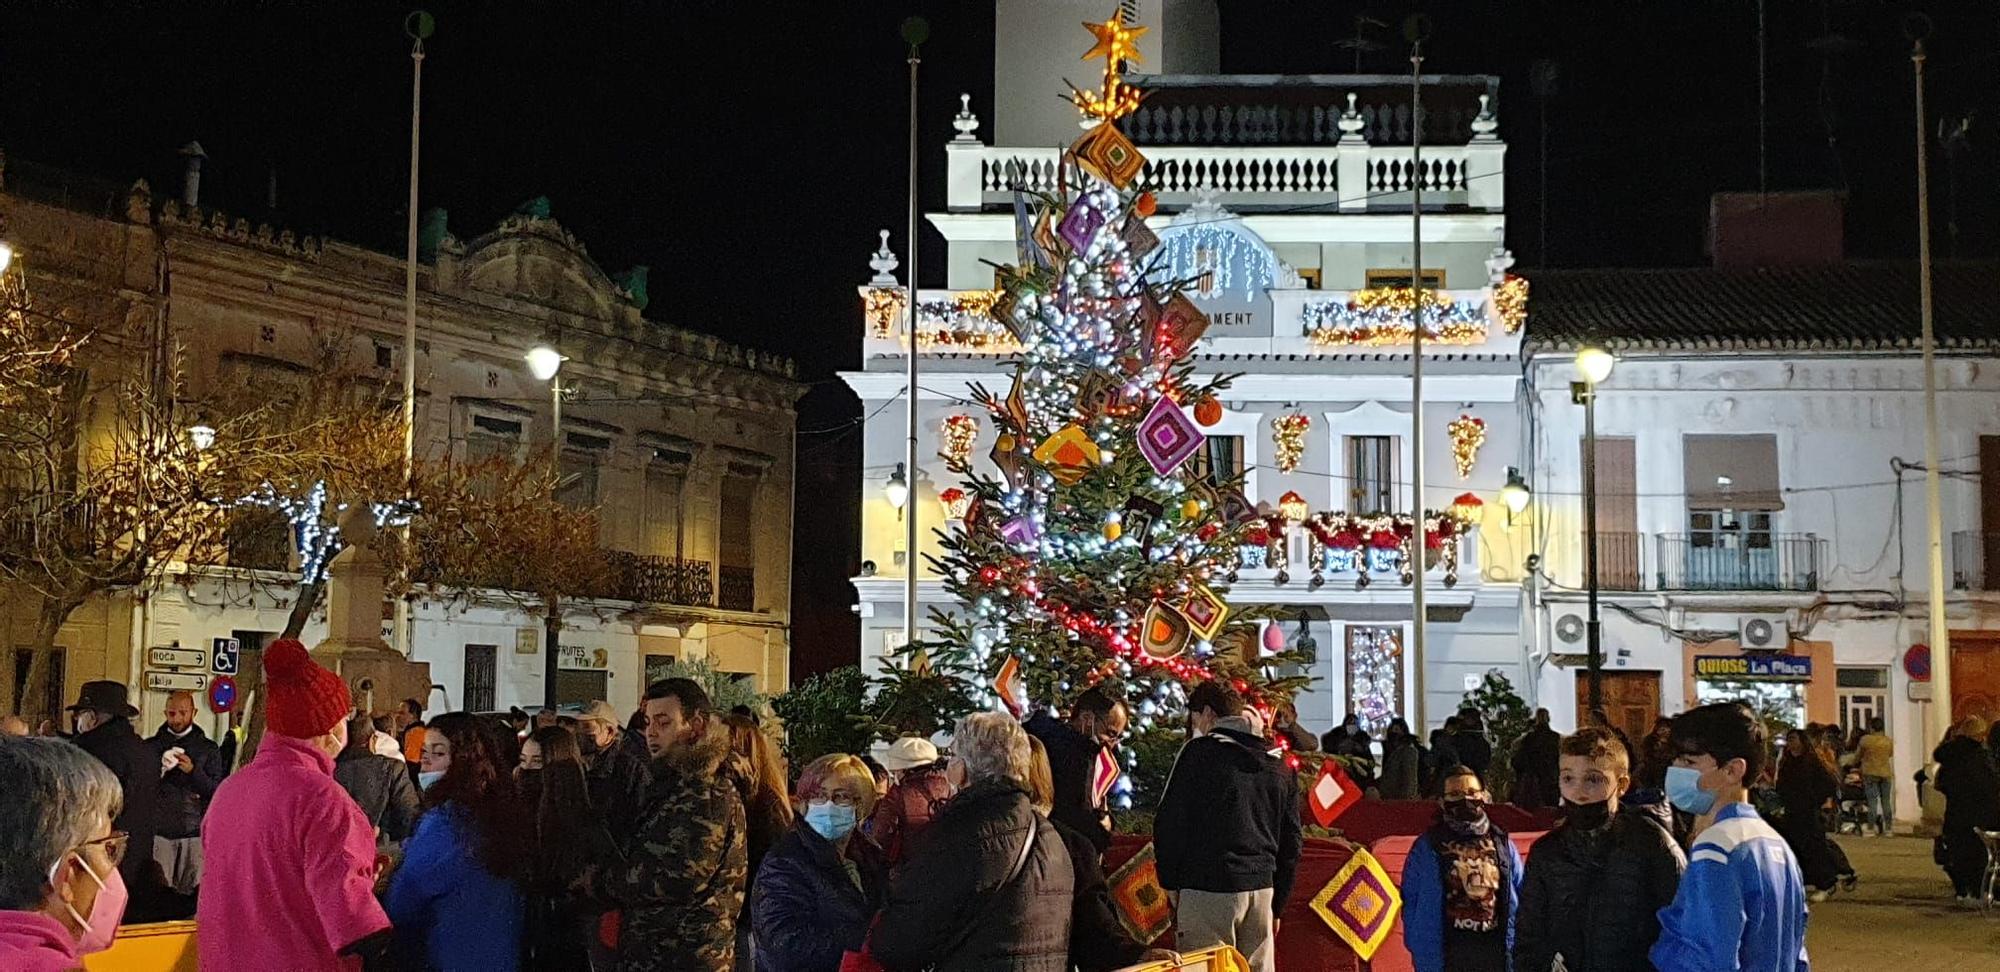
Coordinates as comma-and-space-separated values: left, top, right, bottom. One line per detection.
1227, 508, 1475, 588
1447, 414, 1486, 479
1156, 225, 1275, 300
939, 414, 979, 471
1272, 413, 1310, 472
1303, 286, 1490, 346
1494, 274, 1529, 334
862, 287, 905, 339
862, 287, 1019, 351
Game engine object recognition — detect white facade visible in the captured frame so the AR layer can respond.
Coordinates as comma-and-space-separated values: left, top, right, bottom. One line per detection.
846, 2, 1526, 739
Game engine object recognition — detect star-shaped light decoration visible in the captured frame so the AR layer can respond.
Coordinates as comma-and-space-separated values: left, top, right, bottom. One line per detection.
1072, 10, 1147, 123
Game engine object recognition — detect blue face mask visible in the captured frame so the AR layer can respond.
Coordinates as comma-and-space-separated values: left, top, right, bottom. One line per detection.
417, 770, 445, 792
1665, 764, 1716, 815
805, 801, 858, 841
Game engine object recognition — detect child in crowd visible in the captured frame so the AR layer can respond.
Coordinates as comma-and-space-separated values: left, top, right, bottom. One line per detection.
1400, 765, 1521, 972
1514, 727, 1686, 972
1651, 702, 1810, 972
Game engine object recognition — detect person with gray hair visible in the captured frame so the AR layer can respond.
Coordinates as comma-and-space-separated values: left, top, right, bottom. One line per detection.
0, 736, 131, 967
872, 712, 1075, 971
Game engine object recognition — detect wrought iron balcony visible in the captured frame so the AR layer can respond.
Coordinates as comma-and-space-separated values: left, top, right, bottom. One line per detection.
604, 551, 714, 607
1654, 533, 1821, 592
717, 564, 756, 612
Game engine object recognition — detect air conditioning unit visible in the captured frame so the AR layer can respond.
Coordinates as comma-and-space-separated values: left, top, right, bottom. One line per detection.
1739, 617, 1789, 651
1555, 614, 1586, 645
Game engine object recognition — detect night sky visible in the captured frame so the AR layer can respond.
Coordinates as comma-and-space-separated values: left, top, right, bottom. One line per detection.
3, 1, 1993, 679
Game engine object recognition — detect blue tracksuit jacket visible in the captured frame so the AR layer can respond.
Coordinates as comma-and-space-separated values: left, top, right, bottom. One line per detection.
1651, 801, 1810, 972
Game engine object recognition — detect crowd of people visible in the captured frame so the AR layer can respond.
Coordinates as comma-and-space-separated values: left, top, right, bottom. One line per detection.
5, 637, 1998, 972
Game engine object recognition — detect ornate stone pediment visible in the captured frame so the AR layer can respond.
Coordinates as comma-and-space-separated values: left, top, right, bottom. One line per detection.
454, 207, 635, 321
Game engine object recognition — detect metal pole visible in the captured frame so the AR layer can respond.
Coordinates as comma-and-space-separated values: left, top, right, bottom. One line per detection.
396, 26, 425, 660
1584, 385, 1603, 717
1408, 35, 1428, 732
1913, 34, 1954, 748
901, 20, 927, 657
544, 374, 562, 710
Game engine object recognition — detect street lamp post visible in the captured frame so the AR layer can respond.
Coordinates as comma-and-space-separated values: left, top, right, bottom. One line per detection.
526, 344, 565, 711
1572, 347, 1615, 718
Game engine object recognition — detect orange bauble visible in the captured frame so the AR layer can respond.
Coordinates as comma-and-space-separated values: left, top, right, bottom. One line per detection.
1193, 396, 1223, 427
1134, 192, 1158, 218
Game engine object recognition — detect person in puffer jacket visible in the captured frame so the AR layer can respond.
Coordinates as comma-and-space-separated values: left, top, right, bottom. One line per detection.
871, 712, 1073, 972
1514, 727, 1686, 972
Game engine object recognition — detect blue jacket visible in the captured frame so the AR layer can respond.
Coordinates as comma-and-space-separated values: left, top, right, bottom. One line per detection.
385, 804, 524, 971
751, 821, 887, 972
1651, 802, 1810, 972
1401, 822, 1522, 972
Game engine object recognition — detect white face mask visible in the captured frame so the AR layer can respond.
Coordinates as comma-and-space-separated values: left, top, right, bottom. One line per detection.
417, 770, 445, 791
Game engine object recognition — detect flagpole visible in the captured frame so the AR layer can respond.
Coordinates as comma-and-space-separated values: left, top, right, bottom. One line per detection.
396, 10, 432, 659
900, 16, 928, 658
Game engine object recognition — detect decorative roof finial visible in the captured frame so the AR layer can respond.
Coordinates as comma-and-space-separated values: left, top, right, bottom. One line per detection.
1470, 93, 1499, 141
952, 93, 981, 143
869, 229, 901, 287
1485, 226, 1515, 285
1336, 93, 1366, 143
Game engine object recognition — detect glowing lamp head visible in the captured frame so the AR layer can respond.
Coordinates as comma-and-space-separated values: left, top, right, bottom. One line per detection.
187, 423, 217, 451
1575, 346, 1616, 385
884, 463, 910, 510
1500, 466, 1532, 515
0, 241, 13, 275
1277, 490, 1309, 522
525, 345, 565, 382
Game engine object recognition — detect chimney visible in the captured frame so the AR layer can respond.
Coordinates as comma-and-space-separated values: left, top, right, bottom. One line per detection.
1708, 191, 1846, 269
179, 141, 206, 208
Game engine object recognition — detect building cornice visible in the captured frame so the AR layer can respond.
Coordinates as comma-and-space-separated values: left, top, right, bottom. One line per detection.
838, 369, 1520, 404
925, 211, 1505, 245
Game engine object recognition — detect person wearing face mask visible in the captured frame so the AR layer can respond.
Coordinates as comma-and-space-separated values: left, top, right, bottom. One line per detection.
576, 698, 652, 852
750, 754, 888, 972
1513, 727, 1685, 972
63, 680, 164, 922
1399, 765, 1522, 972
1650, 702, 1809, 972
0, 736, 131, 969
1023, 687, 1129, 857
199, 639, 393, 971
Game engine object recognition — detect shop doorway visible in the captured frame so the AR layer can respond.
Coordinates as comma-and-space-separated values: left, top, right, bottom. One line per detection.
1576, 670, 1660, 739
1835, 667, 1889, 738
1696, 679, 1806, 730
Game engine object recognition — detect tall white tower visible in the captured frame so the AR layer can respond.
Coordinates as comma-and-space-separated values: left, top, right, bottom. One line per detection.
993, 0, 1219, 149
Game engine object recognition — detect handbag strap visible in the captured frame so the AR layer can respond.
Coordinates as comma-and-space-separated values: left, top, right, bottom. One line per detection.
1001, 815, 1040, 890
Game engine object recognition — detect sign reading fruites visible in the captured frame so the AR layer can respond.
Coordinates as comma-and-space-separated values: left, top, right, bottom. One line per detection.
1693, 654, 1813, 682
557, 645, 611, 671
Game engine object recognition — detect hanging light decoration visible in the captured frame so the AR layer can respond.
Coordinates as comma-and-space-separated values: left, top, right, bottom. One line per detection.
1272, 413, 1310, 473
1447, 414, 1487, 479
1278, 490, 1310, 522
939, 414, 979, 471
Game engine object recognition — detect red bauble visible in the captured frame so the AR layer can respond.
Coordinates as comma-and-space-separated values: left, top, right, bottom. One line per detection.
1197, 523, 1220, 542
1134, 192, 1158, 218
1193, 396, 1223, 427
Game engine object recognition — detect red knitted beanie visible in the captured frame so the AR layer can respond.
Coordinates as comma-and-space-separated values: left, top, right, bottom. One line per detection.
263, 639, 351, 738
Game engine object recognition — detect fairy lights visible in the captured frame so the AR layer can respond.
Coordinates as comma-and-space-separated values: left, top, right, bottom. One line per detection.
1303, 286, 1490, 346
1156, 224, 1276, 300
1072, 9, 1146, 123
1272, 413, 1310, 473
1447, 414, 1487, 479
939, 414, 979, 471
1493, 273, 1529, 334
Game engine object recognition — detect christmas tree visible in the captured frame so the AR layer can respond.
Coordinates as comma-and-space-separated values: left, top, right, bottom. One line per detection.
907, 11, 1310, 742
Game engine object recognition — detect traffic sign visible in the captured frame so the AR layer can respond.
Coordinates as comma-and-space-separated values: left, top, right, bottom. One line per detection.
208, 675, 238, 713
149, 647, 206, 670
212, 637, 240, 675
1904, 644, 1932, 682
147, 672, 207, 693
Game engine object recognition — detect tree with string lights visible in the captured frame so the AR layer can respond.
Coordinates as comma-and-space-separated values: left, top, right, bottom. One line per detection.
900, 11, 1311, 761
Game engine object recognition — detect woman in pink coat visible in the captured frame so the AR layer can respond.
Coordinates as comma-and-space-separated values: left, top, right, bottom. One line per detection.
198, 640, 392, 971
0, 736, 130, 971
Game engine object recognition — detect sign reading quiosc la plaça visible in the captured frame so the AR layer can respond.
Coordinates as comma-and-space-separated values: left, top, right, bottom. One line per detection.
1693, 653, 1813, 682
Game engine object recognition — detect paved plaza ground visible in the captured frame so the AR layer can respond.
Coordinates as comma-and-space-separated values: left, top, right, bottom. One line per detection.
1806, 833, 2000, 968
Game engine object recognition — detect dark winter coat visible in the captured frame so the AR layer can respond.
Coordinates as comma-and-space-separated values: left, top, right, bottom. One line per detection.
1152, 719, 1303, 914
1048, 817, 1148, 972
332, 748, 422, 845
1024, 712, 1111, 856
590, 729, 748, 972
750, 821, 888, 972
1513, 804, 1686, 972
869, 763, 955, 865
147, 723, 226, 839
1933, 735, 2000, 833
1509, 726, 1561, 810
1452, 727, 1495, 778
1775, 753, 1843, 889
588, 727, 654, 851
73, 715, 161, 893
871, 777, 1074, 972
1380, 736, 1423, 800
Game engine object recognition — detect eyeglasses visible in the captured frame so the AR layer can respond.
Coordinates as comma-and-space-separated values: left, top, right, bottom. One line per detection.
78, 831, 129, 868
813, 792, 862, 808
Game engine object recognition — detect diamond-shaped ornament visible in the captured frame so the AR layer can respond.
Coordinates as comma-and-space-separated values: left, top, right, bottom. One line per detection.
1031, 425, 1101, 485
1177, 584, 1230, 641
1119, 214, 1160, 259
1058, 194, 1107, 252
1151, 292, 1210, 362
1139, 601, 1191, 659
1134, 395, 1202, 475
1070, 122, 1146, 189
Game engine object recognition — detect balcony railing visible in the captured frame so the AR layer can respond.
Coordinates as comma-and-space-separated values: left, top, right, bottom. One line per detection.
604, 551, 714, 607
1117, 74, 1500, 147
1590, 531, 1647, 592
0, 493, 101, 557
1953, 531, 2000, 591
717, 564, 756, 612
1229, 518, 1479, 590
1654, 533, 1821, 592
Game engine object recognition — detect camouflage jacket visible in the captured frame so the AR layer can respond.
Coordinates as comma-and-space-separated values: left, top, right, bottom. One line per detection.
595, 728, 748, 972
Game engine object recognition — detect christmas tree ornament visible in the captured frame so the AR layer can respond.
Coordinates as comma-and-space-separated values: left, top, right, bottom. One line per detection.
1033, 425, 1101, 485
1070, 122, 1145, 189
1272, 413, 1310, 473
1309, 846, 1401, 960
1106, 844, 1173, 944
1193, 395, 1223, 427
1121, 496, 1163, 554
1307, 757, 1363, 827
994, 655, 1026, 718
1177, 584, 1229, 640
1150, 293, 1209, 363
1118, 213, 1160, 259
1134, 395, 1202, 475
1033, 209, 1061, 259
1092, 746, 1121, 806
1278, 490, 1310, 522
1134, 191, 1158, 218
999, 514, 1040, 547
938, 486, 972, 520
1220, 487, 1260, 526
1072, 9, 1147, 122
1261, 621, 1287, 655
1073, 369, 1116, 419
1179, 497, 1202, 520
939, 414, 979, 471
1447, 414, 1487, 478
1058, 194, 1108, 252
1139, 602, 1191, 660
1102, 521, 1123, 541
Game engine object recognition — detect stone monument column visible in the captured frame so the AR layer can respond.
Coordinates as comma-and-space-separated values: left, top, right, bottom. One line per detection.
315, 504, 432, 717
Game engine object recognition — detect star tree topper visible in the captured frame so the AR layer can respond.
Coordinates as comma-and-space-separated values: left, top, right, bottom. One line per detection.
1072, 9, 1147, 123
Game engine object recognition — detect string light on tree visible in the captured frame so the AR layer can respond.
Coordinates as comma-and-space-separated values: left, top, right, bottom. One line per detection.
1071, 9, 1146, 123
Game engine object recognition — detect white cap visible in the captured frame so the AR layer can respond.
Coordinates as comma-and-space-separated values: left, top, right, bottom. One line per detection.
880, 736, 941, 771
